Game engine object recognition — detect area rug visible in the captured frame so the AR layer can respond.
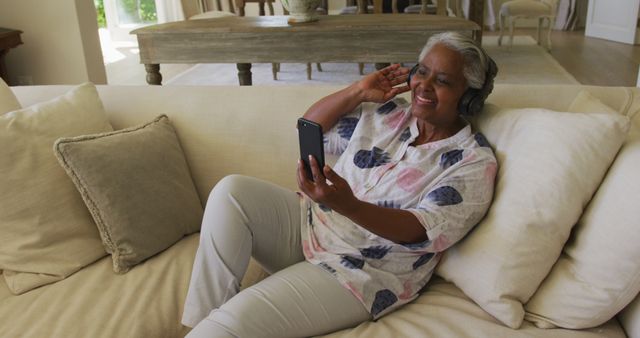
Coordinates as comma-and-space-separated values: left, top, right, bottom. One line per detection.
165, 35, 579, 86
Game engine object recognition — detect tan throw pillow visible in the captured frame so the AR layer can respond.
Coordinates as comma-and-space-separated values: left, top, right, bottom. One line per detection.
0, 78, 20, 114
54, 115, 203, 273
0, 83, 112, 294
524, 91, 640, 329
435, 104, 630, 328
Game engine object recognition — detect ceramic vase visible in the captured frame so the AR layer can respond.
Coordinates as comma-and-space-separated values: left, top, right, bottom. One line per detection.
281, 0, 321, 23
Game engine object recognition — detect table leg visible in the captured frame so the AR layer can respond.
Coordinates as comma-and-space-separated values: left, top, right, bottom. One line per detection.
237, 63, 252, 86
145, 64, 162, 85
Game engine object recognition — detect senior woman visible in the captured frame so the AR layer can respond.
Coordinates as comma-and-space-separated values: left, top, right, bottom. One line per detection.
182, 31, 498, 338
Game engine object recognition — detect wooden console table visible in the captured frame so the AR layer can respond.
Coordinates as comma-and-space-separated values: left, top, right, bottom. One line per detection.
132, 15, 479, 85
0, 28, 23, 85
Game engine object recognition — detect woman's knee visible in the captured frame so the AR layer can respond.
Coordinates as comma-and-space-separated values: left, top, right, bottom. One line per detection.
207, 175, 252, 204
200, 175, 252, 236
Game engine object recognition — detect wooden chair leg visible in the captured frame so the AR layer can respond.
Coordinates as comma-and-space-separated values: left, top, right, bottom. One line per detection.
537, 17, 542, 47
316, 63, 322, 72
509, 16, 515, 49
267, 0, 275, 15
546, 17, 553, 51
272, 63, 278, 80
358, 63, 364, 75
307, 63, 312, 80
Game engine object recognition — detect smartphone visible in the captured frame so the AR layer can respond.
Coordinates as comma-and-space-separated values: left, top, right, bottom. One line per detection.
297, 118, 325, 181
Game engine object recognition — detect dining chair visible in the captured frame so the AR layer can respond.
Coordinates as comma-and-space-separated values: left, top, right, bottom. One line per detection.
338, 0, 386, 75
184, 0, 235, 18
235, 0, 276, 16
403, 0, 461, 16
498, 0, 558, 51
274, 2, 327, 80
339, 0, 375, 14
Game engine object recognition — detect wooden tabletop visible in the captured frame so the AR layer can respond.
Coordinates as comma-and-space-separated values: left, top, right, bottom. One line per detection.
132, 15, 480, 84
133, 15, 479, 63
132, 14, 478, 34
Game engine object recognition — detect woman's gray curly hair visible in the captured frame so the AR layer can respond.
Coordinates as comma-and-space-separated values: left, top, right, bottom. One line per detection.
418, 32, 489, 90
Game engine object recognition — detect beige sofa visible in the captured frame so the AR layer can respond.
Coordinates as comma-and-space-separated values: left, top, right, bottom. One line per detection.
1, 83, 639, 338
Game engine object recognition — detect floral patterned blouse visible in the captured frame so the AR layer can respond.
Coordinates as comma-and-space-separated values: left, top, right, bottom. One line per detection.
299, 98, 497, 319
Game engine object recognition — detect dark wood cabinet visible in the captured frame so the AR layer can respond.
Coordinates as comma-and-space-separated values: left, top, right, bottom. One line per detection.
0, 28, 23, 85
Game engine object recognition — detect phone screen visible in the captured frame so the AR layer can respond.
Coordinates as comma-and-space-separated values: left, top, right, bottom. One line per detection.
297, 118, 325, 181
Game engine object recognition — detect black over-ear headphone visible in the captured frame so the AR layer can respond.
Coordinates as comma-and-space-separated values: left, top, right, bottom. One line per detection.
407, 56, 498, 116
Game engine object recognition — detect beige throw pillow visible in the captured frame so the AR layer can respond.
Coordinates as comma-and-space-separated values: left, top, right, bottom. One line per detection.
524, 91, 640, 329
435, 104, 630, 328
0, 83, 112, 294
0, 78, 20, 114
54, 115, 203, 273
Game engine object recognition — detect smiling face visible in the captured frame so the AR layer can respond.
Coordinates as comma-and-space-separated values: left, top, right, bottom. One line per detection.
410, 43, 468, 130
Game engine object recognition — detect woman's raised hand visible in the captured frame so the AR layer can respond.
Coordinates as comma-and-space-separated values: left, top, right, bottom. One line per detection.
357, 64, 411, 103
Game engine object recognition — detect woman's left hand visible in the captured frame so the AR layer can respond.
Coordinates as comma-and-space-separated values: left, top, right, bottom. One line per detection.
297, 156, 359, 214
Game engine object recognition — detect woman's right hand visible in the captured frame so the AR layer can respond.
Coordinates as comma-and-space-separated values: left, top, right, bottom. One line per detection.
301, 64, 411, 132
356, 64, 411, 103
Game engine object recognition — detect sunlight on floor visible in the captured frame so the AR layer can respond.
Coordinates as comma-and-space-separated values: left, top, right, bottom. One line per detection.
98, 28, 137, 65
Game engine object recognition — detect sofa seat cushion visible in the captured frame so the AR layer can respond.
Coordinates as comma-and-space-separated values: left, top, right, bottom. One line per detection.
500, 0, 551, 17
0, 237, 626, 338
322, 277, 626, 338
0, 234, 198, 338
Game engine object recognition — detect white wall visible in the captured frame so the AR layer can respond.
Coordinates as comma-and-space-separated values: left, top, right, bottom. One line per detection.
0, 0, 106, 85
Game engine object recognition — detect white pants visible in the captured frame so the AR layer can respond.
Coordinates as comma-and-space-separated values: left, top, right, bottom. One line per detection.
182, 175, 370, 338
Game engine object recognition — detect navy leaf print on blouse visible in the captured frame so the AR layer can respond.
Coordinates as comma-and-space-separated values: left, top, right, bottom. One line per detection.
402, 239, 432, 250
475, 132, 491, 147
317, 262, 336, 274
354, 147, 391, 169
340, 255, 365, 269
376, 101, 397, 115
412, 252, 435, 270
360, 245, 392, 259
376, 200, 401, 209
440, 149, 464, 169
307, 206, 313, 224
318, 204, 332, 212
399, 127, 411, 142
337, 117, 359, 140
371, 289, 398, 317
426, 186, 463, 206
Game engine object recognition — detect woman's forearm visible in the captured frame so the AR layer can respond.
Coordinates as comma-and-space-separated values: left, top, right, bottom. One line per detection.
338, 200, 428, 244
302, 83, 365, 133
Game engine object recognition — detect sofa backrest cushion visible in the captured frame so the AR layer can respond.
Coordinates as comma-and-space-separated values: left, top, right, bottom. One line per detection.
524, 91, 640, 329
0, 83, 112, 294
436, 104, 630, 328
0, 78, 20, 114
54, 115, 203, 274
